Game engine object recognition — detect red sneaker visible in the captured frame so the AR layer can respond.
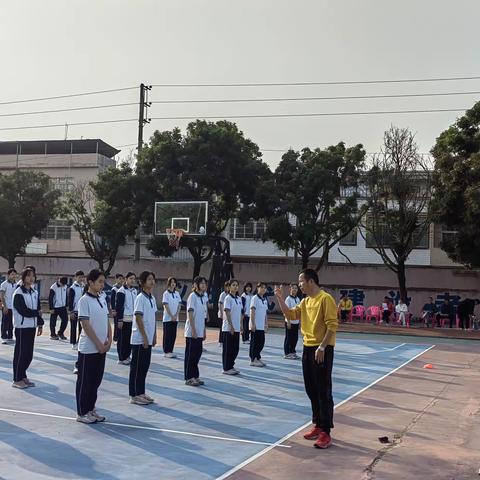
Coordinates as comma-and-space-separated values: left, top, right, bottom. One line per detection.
303, 426, 322, 440
314, 432, 332, 449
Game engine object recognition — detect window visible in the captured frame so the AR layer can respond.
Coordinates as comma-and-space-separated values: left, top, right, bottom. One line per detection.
39, 220, 71, 240
339, 228, 357, 246
434, 224, 458, 248
50, 177, 74, 194
365, 215, 429, 249
229, 218, 267, 240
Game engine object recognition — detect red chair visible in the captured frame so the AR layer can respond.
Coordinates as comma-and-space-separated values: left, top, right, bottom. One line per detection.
351, 305, 365, 323
366, 306, 382, 324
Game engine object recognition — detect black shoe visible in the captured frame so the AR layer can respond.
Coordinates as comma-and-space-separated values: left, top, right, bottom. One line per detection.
50, 335, 59, 340
58, 334, 67, 340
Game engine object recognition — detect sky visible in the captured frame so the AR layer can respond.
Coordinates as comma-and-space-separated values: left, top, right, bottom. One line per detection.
1, 0, 479, 168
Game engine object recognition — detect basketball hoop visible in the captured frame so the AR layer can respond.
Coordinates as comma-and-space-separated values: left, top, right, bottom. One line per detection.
166, 228, 184, 250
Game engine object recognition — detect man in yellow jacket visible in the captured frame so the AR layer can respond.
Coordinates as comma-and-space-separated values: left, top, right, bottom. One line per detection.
338, 295, 353, 322
275, 269, 338, 449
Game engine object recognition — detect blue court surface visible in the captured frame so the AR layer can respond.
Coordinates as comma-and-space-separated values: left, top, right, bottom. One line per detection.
0, 331, 432, 480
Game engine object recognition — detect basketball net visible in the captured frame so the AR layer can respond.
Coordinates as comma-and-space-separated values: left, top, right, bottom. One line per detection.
166, 228, 184, 250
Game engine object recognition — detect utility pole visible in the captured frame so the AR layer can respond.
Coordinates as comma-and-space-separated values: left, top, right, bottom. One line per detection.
134, 83, 152, 261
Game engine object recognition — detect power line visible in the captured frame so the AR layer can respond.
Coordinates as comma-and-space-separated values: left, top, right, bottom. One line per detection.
150, 107, 467, 121
151, 75, 480, 88
0, 118, 137, 132
0, 102, 138, 118
0, 86, 137, 106
151, 90, 480, 105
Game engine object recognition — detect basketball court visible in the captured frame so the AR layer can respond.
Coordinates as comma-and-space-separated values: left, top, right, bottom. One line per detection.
0, 328, 455, 480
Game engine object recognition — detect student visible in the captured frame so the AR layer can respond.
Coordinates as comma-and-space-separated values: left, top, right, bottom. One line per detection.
457, 298, 475, 330
241, 283, 253, 344
436, 298, 455, 328
129, 271, 157, 405
421, 297, 437, 327
184, 276, 208, 386
249, 282, 269, 367
275, 269, 338, 450
76, 269, 111, 424
110, 273, 124, 343
162, 277, 181, 358
284, 283, 301, 359
381, 297, 391, 324
1, 268, 18, 344
115, 272, 137, 365
395, 299, 409, 326
217, 281, 230, 346
338, 294, 353, 323
68, 270, 85, 350
222, 279, 243, 375
49, 276, 69, 340
11, 268, 44, 389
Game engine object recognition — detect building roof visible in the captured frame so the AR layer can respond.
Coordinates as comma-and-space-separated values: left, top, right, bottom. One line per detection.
0, 139, 120, 158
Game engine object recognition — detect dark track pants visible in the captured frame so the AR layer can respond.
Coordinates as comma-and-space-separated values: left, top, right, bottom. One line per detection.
50, 307, 68, 336
184, 337, 203, 380
76, 352, 106, 416
249, 330, 265, 361
284, 323, 299, 355
129, 344, 152, 397
242, 316, 250, 342
222, 331, 240, 371
117, 321, 132, 361
162, 321, 177, 354
1, 309, 13, 340
13, 327, 36, 382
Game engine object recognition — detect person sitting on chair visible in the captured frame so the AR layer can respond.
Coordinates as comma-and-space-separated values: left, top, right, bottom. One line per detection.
421, 297, 437, 327
436, 298, 455, 328
395, 299, 409, 326
338, 295, 353, 323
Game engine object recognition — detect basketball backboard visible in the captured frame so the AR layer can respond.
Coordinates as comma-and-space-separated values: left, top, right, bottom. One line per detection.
154, 201, 208, 236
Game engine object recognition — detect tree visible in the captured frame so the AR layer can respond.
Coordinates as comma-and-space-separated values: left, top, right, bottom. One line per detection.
363, 126, 432, 301
136, 120, 270, 277
0, 171, 60, 267
62, 178, 135, 275
255, 143, 366, 269
432, 101, 480, 267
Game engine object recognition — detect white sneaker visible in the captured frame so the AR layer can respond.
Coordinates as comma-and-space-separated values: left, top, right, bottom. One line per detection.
196, 378, 205, 385
223, 369, 238, 375
72, 344, 78, 350
185, 378, 200, 386
73, 367, 78, 374
141, 394, 155, 403
164, 352, 176, 358
129, 396, 150, 405
76, 412, 97, 424
118, 359, 131, 365
252, 359, 264, 367
259, 359, 267, 366
1, 340, 7, 345
91, 409, 106, 422
202, 347, 208, 352
284, 354, 294, 359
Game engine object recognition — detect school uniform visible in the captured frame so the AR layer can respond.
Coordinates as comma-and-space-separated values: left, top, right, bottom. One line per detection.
284, 295, 301, 356
241, 293, 253, 343
12, 286, 44, 382
110, 284, 122, 342
68, 281, 84, 345
249, 294, 268, 362
222, 293, 243, 371
162, 289, 181, 354
76, 292, 109, 416
49, 282, 68, 338
218, 291, 227, 343
115, 285, 137, 362
184, 292, 206, 381
0, 279, 17, 341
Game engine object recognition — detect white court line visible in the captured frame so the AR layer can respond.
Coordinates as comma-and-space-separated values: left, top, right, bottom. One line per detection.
215, 344, 436, 480
336, 342, 407, 355
0, 407, 290, 449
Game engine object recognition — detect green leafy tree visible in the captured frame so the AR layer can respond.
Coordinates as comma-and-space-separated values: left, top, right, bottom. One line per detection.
256, 143, 366, 270
363, 126, 432, 301
136, 120, 270, 277
0, 171, 60, 267
432, 101, 480, 267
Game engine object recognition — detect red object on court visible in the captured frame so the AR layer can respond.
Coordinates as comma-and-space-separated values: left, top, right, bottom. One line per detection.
423, 363, 434, 369
314, 432, 332, 449
303, 426, 322, 440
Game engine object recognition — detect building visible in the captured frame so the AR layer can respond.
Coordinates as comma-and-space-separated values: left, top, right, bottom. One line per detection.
0, 139, 118, 257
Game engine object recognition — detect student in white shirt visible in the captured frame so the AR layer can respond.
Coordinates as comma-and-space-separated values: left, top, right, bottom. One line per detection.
110, 273, 125, 343
184, 276, 208, 386
49, 276, 68, 340
395, 299, 409, 326
217, 281, 230, 346
115, 272, 137, 365
76, 269, 112, 424
284, 284, 301, 359
68, 270, 85, 349
129, 271, 157, 405
1, 268, 18, 344
11, 268, 43, 389
222, 279, 243, 375
249, 282, 269, 367
241, 283, 253, 344
162, 277, 181, 358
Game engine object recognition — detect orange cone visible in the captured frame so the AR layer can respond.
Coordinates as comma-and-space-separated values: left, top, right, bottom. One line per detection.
423, 364, 434, 369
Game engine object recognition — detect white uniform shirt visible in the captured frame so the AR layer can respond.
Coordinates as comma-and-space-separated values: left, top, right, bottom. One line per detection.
69, 281, 84, 312
117, 286, 137, 321
132, 291, 157, 345
12, 286, 42, 329
185, 292, 206, 338
241, 293, 253, 317
218, 291, 227, 318
396, 303, 409, 314
77, 293, 109, 354
0, 280, 17, 309
222, 294, 243, 332
250, 294, 268, 330
50, 282, 68, 309
162, 289, 181, 322
285, 296, 301, 325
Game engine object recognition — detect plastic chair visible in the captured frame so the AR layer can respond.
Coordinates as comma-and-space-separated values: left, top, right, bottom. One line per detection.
366, 305, 382, 324
351, 305, 365, 323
